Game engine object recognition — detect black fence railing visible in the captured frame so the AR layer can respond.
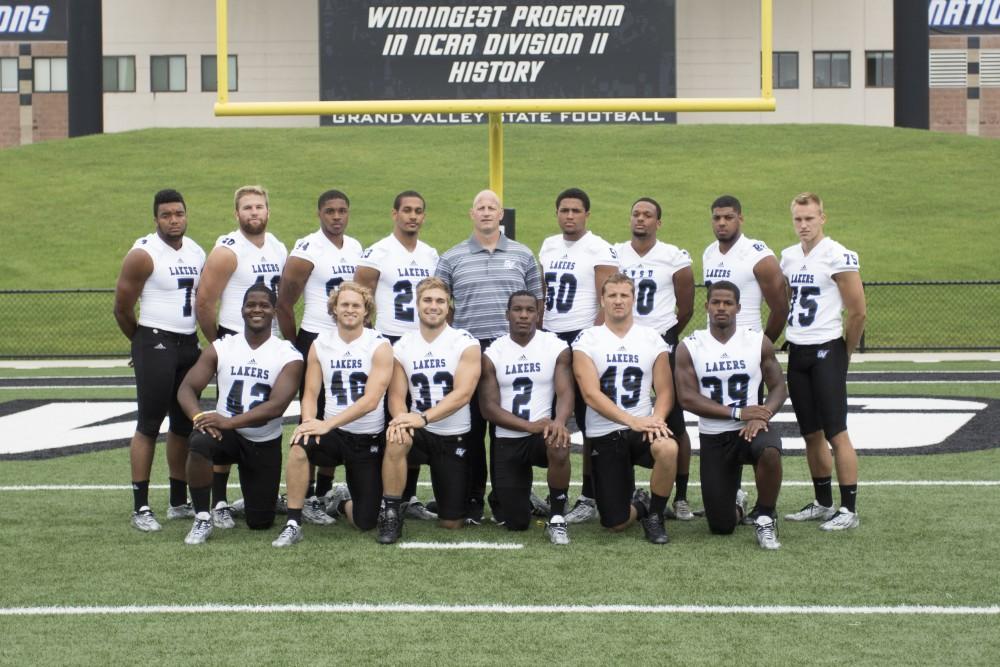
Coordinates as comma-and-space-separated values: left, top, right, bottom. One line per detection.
1, 281, 999, 357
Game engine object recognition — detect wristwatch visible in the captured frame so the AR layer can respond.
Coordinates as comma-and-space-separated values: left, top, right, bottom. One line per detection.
418, 412, 429, 426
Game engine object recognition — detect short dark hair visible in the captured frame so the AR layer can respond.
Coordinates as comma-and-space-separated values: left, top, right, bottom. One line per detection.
632, 197, 661, 220
556, 188, 590, 212
711, 195, 742, 214
394, 190, 425, 211
506, 289, 538, 310
707, 280, 741, 303
318, 189, 350, 209
243, 283, 276, 306
153, 189, 185, 217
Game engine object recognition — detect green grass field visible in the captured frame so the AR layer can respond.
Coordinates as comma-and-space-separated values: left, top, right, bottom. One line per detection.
2, 124, 1000, 355
1, 362, 998, 664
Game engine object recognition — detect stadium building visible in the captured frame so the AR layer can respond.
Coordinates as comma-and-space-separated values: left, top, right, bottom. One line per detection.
1, 0, 998, 148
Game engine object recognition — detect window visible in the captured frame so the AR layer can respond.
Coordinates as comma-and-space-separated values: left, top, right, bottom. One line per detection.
929, 50, 967, 87
151, 55, 186, 92
772, 51, 798, 89
979, 50, 1000, 87
33, 57, 67, 92
201, 54, 238, 92
813, 51, 850, 88
1, 57, 17, 92
103, 56, 135, 93
866, 51, 893, 87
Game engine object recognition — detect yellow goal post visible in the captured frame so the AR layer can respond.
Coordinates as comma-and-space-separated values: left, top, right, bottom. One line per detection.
214, 0, 776, 201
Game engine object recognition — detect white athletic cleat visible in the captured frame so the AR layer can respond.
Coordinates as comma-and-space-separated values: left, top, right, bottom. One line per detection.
819, 507, 860, 531
166, 503, 195, 520
302, 496, 336, 525
184, 516, 213, 545
529, 491, 551, 517
275, 494, 288, 514
671, 499, 695, 521
325, 484, 353, 518
131, 507, 161, 532
565, 496, 598, 524
403, 496, 437, 521
545, 515, 571, 545
785, 500, 837, 522
230, 498, 244, 516
271, 521, 304, 547
754, 515, 782, 550
735, 489, 749, 522
212, 503, 236, 529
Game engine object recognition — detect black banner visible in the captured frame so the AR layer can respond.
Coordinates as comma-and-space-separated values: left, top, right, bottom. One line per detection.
319, 0, 676, 124
0, 1, 67, 41
929, 0, 1000, 34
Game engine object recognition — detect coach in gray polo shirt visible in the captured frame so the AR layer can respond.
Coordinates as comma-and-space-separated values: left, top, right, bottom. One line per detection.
435, 189, 544, 522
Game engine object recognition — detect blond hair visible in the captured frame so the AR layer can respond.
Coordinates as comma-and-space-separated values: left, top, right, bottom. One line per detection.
327, 281, 376, 322
790, 192, 824, 214
234, 184, 269, 210
601, 271, 635, 296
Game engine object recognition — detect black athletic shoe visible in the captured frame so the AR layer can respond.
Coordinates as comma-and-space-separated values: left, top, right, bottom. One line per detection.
641, 512, 670, 545
465, 498, 485, 526
376, 507, 402, 545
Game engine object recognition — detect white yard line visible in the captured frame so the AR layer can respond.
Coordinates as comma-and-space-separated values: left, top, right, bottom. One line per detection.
397, 542, 524, 550
2, 480, 998, 492
0, 602, 996, 617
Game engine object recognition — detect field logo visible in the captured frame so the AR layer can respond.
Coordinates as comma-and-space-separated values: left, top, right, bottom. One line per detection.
0, 5, 49, 33
1, 396, 998, 459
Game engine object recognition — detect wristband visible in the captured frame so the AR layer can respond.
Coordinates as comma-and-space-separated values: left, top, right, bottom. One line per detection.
419, 412, 429, 426
193, 411, 205, 421
730, 406, 739, 420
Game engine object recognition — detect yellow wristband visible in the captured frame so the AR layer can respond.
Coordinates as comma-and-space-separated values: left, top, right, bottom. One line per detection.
193, 411, 207, 421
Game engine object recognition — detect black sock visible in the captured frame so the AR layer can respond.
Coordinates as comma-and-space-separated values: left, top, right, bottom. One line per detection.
674, 474, 689, 502
403, 467, 420, 499
549, 487, 568, 518
132, 480, 150, 512
813, 476, 833, 507
287, 508, 303, 525
581, 474, 594, 499
383, 495, 402, 512
168, 477, 187, 507
840, 484, 858, 513
306, 481, 316, 498
212, 471, 230, 506
190, 485, 211, 515
756, 504, 775, 518
649, 492, 668, 517
315, 472, 334, 499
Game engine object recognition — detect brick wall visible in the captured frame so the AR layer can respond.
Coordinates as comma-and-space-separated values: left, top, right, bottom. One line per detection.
929, 89, 967, 134
32, 92, 68, 142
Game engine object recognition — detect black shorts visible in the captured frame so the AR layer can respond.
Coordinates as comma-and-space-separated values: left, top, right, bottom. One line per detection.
589, 429, 656, 528
131, 325, 200, 438
303, 429, 384, 530
787, 338, 849, 440
407, 429, 470, 521
552, 328, 587, 437
699, 428, 782, 535
294, 328, 326, 420
660, 330, 687, 437
189, 430, 282, 529
491, 434, 550, 530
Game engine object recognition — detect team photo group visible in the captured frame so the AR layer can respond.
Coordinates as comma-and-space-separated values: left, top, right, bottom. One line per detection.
114, 183, 866, 551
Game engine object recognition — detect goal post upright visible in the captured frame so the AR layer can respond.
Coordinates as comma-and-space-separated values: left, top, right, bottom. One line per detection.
213, 0, 775, 203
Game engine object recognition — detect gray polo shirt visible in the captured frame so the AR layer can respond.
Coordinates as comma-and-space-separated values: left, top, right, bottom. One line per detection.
435, 233, 543, 340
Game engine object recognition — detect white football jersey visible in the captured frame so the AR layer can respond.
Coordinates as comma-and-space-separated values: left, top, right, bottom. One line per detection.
681, 328, 764, 435
781, 237, 860, 345
539, 231, 620, 333
132, 233, 206, 334
393, 325, 478, 436
572, 323, 668, 438
216, 230, 288, 334
702, 234, 775, 331
356, 234, 439, 337
484, 331, 569, 438
615, 240, 692, 335
289, 230, 363, 334
213, 334, 302, 442
313, 327, 391, 434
